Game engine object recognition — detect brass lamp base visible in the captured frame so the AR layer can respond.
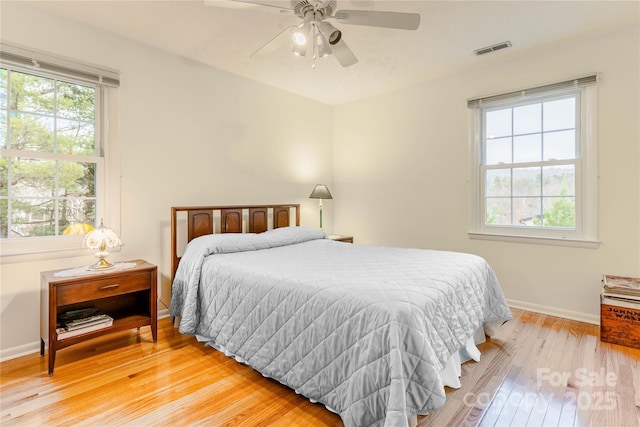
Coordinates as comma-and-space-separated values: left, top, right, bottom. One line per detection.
90, 258, 115, 270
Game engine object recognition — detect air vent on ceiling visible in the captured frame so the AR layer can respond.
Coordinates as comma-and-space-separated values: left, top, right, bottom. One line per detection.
474, 41, 512, 56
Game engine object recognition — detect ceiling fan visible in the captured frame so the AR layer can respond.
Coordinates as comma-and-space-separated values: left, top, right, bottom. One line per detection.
205, 0, 421, 67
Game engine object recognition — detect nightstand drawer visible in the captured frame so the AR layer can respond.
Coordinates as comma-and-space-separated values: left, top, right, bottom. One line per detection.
57, 272, 151, 305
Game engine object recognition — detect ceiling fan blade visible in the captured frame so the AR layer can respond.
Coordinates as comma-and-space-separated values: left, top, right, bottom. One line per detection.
333, 10, 420, 30
203, 0, 294, 14
330, 38, 357, 67
250, 26, 295, 58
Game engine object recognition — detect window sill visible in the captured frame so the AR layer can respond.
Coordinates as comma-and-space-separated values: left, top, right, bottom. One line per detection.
468, 232, 600, 249
1, 245, 121, 264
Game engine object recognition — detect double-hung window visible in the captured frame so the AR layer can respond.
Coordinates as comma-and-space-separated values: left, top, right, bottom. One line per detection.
0, 43, 120, 260
468, 75, 598, 247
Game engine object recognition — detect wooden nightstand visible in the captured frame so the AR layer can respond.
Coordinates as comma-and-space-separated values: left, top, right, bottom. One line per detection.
40, 259, 157, 376
328, 234, 354, 243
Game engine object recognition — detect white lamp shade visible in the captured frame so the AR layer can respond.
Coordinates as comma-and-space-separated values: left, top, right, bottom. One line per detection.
83, 220, 121, 269
83, 224, 120, 249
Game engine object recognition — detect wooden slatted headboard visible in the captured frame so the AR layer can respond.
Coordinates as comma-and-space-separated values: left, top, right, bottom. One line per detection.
170, 204, 300, 279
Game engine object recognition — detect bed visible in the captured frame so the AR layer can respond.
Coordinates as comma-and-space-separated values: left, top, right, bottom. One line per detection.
169, 204, 512, 427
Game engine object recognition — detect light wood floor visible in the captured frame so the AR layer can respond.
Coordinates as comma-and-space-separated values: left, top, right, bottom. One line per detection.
2, 308, 639, 426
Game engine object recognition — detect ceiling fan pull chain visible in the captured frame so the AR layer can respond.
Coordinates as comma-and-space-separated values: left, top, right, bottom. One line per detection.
311, 23, 317, 69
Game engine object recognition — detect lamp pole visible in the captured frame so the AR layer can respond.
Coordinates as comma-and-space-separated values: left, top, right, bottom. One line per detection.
309, 184, 332, 230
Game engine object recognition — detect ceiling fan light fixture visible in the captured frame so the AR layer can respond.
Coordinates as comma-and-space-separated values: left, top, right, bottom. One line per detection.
315, 32, 331, 58
292, 31, 307, 46
291, 40, 307, 56
317, 21, 341, 45
292, 21, 310, 46
291, 21, 311, 56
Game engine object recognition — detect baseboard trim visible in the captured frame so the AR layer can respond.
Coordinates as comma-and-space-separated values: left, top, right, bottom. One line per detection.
0, 305, 597, 362
0, 341, 42, 363
1, 309, 172, 362
508, 298, 599, 325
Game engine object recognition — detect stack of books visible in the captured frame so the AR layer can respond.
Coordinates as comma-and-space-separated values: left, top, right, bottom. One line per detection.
56, 308, 113, 340
602, 275, 640, 302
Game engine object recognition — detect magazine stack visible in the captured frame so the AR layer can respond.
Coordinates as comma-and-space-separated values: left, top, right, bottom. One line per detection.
600, 275, 640, 349
56, 308, 113, 340
602, 275, 640, 301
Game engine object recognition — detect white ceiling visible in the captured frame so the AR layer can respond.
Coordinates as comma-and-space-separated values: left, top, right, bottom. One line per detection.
25, 0, 639, 105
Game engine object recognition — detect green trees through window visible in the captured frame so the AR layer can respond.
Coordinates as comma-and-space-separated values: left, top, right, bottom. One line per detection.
481, 95, 578, 230
0, 68, 99, 238
469, 74, 598, 244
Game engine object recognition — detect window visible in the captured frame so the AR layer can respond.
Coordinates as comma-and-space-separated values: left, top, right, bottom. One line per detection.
0, 43, 120, 260
468, 75, 598, 247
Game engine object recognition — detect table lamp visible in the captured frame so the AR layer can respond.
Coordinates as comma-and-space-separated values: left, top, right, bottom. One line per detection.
309, 184, 332, 228
83, 219, 121, 269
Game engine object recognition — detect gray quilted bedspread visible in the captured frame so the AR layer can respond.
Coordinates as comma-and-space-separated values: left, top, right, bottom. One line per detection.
170, 227, 512, 427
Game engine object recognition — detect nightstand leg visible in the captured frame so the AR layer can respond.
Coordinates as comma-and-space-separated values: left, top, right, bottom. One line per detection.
48, 346, 56, 376
40, 338, 44, 357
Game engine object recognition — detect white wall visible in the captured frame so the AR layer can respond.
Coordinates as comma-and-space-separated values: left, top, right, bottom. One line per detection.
0, 2, 333, 359
1, 2, 638, 360
333, 24, 640, 323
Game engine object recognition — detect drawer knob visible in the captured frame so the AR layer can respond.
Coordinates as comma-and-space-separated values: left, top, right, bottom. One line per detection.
98, 284, 120, 290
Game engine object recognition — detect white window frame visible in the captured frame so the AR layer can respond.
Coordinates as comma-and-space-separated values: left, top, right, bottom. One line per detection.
0, 43, 120, 262
468, 75, 599, 248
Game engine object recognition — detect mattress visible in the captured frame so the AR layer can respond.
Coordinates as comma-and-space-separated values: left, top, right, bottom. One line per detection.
170, 226, 512, 426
